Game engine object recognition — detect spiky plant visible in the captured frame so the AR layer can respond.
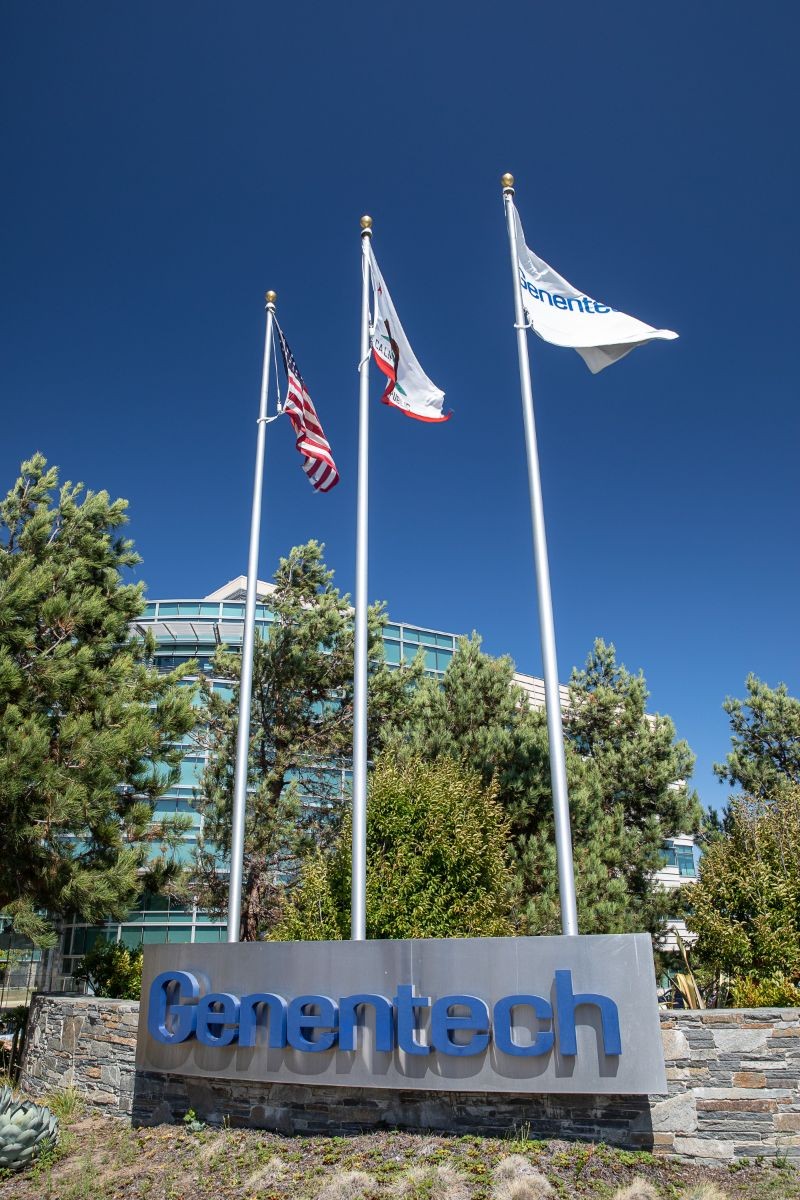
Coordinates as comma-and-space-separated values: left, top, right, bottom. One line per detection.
0, 1086, 59, 1171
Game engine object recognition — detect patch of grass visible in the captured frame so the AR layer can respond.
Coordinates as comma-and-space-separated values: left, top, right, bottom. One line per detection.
604, 1149, 658, 1169
505, 1134, 548, 1157
495, 1176, 554, 1200
492, 1156, 554, 1200
609, 1180, 658, 1200
317, 1168, 377, 1200
26, 1123, 76, 1186
1, 1116, 798, 1200
44, 1154, 101, 1200
112, 1127, 140, 1167
44, 1084, 84, 1122
389, 1165, 434, 1199
569, 1144, 604, 1179
683, 1184, 730, 1200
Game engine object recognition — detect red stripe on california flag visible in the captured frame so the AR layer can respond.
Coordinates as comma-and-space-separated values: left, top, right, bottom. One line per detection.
386, 405, 451, 424
372, 347, 451, 423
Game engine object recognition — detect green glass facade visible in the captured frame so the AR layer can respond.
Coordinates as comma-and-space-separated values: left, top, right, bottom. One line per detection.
51, 585, 696, 985
55, 590, 459, 981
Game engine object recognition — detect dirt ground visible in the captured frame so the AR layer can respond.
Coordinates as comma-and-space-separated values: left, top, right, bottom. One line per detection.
1, 1108, 798, 1200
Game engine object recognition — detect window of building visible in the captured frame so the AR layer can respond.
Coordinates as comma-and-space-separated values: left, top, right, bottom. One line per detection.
662, 844, 696, 877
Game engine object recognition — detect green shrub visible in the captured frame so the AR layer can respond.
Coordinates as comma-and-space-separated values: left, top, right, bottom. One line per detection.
730, 973, 800, 1007
272, 754, 516, 942
75, 939, 142, 999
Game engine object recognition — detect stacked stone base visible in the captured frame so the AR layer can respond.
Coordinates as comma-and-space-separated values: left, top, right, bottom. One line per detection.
655, 1010, 800, 1163
19, 995, 800, 1165
133, 1071, 654, 1144
20, 995, 138, 1117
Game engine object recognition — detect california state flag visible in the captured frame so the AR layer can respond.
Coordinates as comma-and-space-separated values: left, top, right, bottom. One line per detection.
368, 245, 450, 423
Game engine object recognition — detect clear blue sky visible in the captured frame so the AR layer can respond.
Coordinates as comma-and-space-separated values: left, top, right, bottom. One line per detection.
2, 3, 798, 814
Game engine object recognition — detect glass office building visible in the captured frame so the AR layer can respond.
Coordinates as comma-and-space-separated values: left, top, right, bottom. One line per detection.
53, 577, 462, 984
49, 576, 696, 987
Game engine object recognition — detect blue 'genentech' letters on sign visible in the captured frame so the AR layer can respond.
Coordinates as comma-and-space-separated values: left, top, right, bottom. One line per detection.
147, 970, 622, 1059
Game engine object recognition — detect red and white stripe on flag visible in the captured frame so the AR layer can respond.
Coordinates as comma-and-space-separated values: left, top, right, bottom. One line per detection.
276, 322, 339, 493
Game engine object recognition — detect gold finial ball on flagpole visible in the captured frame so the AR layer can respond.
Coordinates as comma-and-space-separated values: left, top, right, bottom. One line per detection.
501, 173, 515, 190
265, 290, 277, 304
360, 214, 373, 232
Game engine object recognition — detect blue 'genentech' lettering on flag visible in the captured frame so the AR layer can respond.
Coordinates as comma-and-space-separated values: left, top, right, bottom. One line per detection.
519, 272, 614, 315
146, 969, 622, 1059
512, 201, 678, 373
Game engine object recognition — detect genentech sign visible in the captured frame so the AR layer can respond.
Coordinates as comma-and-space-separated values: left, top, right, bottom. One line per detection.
136, 935, 666, 1094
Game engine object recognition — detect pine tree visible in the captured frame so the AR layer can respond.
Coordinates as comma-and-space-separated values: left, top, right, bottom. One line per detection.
0, 454, 197, 945
193, 541, 422, 940
391, 635, 701, 937
714, 674, 800, 803
562, 639, 702, 933
389, 634, 527, 777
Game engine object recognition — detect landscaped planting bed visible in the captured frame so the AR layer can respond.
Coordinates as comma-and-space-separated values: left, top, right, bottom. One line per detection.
1, 1095, 798, 1200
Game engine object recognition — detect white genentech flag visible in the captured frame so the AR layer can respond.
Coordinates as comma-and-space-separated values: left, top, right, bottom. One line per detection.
368, 245, 449, 423
513, 202, 678, 374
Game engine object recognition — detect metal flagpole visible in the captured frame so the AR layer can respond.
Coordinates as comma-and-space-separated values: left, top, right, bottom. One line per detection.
351, 214, 373, 941
501, 174, 579, 937
227, 290, 278, 943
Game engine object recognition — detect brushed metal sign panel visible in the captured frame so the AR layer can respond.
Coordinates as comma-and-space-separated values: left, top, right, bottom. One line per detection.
136, 934, 665, 1094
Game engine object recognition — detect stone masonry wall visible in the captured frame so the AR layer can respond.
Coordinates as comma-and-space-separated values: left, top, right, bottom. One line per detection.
18, 995, 800, 1164
20, 993, 139, 1117
655, 1008, 800, 1163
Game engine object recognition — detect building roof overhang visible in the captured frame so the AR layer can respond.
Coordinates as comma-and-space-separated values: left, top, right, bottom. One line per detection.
203, 576, 276, 602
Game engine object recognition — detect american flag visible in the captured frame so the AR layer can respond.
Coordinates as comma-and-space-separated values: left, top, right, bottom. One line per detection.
276, 322, 339, 493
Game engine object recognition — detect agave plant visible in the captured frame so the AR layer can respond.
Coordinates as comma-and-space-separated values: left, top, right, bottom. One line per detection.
0, 1085, 59, 1171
